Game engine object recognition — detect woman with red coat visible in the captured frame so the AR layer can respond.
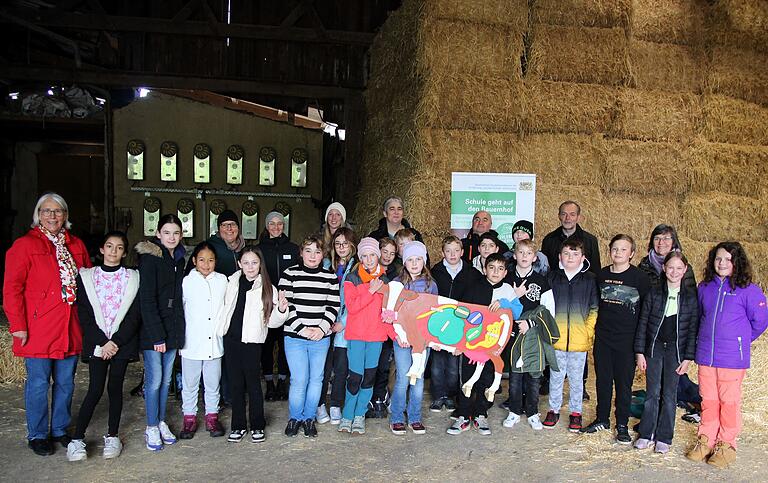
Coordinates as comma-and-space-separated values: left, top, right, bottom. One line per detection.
3, 193, 91, 456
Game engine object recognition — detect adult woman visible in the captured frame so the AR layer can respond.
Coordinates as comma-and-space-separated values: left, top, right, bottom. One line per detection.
135, 214, 186, 451
257, 211, 299, 401
319, 202, 351, 257
638, 224, 696, 290
686, 242, 768, 468
368, 196, 425, 244
3, 193, 91, 456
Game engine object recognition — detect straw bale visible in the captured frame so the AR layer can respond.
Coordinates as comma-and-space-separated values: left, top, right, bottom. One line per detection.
420, 129, 605, 186
529, 25, 630, 86
721, 0, 768, 49
707, 46, 768, 107
702, 94, 768, 146
677, 236, 711, 283
687, 142, 768, 198
534, 183, 605, 237
742, 242, 768, 292
742, 336, 768, 434
0, 331, 25, 385
631, 0, 706, 46
680, 192, 768, 242
611, 89, 701, 143
419, 75, 526, 132
591, 193, 681, 243
602, 139, 689, 195
524, 80, 618, 135
421, 0, 528, 29
532, 0, 631, 29
417, 19, 523, 79
629, 40, 704, 93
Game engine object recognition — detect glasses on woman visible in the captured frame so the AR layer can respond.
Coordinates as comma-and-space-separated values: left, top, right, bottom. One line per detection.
40, 208, 66, 217
334, 241, 350, 248
653, 235, 673, 242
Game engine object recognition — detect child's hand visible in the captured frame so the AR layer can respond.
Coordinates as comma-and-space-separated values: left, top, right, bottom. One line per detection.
278, 290, 289, 312
381, 309, 397, 324
489, 300, 501, 312
636, 354, 647, 372
300, 327, 325, 341
102, 341, 119, 359
331, 322, 343, 333
512, 281, 529, 299
676, 359, 691, 375
395, 335, 410, 348
368, 278, 384, 294
154, 342, 167, 353
517, 320, 530, 335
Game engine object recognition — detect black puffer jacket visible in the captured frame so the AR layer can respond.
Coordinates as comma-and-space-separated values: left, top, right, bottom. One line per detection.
634, 282, 699, 362
460, 229, 510, 263
258, 232, 300, 287
638, 255, 697, 292
136, 239, 186, 350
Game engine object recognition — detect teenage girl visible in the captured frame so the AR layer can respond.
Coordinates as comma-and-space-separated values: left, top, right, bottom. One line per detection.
217, 246, 288, 443
67, 231, 140, 461
135, 214, 186, 451
179, 241, 228, 439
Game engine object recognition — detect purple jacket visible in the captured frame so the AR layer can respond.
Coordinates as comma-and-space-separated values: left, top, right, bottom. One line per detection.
696, 277, 768, 369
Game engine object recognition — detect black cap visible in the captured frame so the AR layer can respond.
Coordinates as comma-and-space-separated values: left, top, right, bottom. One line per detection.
217, 209, 239, 228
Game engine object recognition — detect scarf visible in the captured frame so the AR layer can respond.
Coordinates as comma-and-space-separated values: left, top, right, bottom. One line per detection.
39, 225, 79, 304
358, 263, 383, 283
648, 248, 678, 275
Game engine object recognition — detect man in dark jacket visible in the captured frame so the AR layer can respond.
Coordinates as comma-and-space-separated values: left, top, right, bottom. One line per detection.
461, 210, 510, 263
541, 201, 600, 276
189, 209, 243, 277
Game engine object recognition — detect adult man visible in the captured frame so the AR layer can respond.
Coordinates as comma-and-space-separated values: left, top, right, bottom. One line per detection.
207, 210, 245, 276
541, 201, 600, 276
461, 210, 510, 263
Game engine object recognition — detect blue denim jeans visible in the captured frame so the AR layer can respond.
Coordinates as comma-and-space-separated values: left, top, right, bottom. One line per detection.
285, 336, 330, 421
390, 344, 430, 425
143, 349, 177, 427
429, 350, 459, 401
24, 356, 78, 440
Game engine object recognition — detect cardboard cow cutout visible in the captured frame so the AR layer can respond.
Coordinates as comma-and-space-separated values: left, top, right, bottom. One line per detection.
378, 281, 514, 402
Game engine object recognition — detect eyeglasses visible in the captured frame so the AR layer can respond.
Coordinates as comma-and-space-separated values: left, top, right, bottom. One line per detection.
653, 236, 674, 242
40, 208, 66, 217
334, 241, 350, 248
220, 222, 238, 229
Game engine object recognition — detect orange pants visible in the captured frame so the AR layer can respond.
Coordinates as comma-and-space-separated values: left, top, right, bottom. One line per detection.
697, 366, 747, 448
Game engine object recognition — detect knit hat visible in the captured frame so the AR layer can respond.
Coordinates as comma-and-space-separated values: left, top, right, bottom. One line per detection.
402, 241, 427, 262
217, 209, 239, 228
325, 202, 347, 223
478, 231, 501, 247
265, 211, 285, 227
357, 237, 381, 257
511, 219, 534, 239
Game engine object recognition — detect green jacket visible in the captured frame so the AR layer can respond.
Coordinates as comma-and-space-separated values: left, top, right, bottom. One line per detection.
509, 306, 560, 377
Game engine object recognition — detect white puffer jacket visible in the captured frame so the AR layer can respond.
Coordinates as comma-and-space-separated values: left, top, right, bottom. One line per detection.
181, 269, 227, 360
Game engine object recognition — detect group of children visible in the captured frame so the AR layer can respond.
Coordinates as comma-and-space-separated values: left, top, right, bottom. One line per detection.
62, 212, 767, 471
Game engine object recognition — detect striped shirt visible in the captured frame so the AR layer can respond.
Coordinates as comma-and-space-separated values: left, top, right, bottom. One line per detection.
278, 264, 340, 339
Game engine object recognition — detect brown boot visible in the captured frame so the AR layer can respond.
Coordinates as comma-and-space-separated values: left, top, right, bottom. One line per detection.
686, 434, 712, 462
707, 442, 737, 469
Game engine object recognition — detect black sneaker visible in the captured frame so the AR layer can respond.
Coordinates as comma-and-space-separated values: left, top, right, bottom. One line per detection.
284, 419, 302, 437
51, 434, 72, 448
227, 429, 247, 443
580, 419, 610, 434
303, 419, 318, 438
498, 398, 510, 411
444, 398, 456, 411
251, 430, 265, 443
616, 424, 631, 444
429, 400, 444, 412
28, 438, 53, 456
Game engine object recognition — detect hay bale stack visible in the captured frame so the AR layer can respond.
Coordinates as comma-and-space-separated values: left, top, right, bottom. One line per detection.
631, 0, 706, 46
629, 40, 704, 93
528, 25, 630, 86
591, 193, 681, 243
0, 330, 25, 385
534, 183, 605, 238
532, 0, 631, 29
680, 192, 768, 243
611, 89, 701, 143
702, 94, 768, 146
524, 81, 617, 134
742, 242, 768, 293
742, 336, 768, 435
716, 0, 768, 52
707, 46, 768, 107
602, 140, 688, 195
687, 142, 768, 198
422, 0, 528, 27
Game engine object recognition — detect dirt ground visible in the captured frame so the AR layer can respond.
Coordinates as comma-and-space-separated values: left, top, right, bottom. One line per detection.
0, 361, 765, 483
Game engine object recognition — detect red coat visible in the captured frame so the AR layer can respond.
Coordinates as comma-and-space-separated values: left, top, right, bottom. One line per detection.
3, 228, 91, 358
343, 280, 395, 343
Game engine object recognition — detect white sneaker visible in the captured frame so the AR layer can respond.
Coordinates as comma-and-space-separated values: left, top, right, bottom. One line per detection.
528, 413, 544, 431
145, 426, 163, 451
158, 421, 177, 444
316, 404, 331, 424
503, 412, 522, 428
103, 435, 122, 459
66, 439, 87, 462
329, 406, 342, 425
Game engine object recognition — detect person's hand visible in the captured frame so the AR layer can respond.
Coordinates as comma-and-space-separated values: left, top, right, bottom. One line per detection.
300, 327, 324, 341
278, 290, 289, 312
395, 335, 410, 348
489, 301, 501, 312
154, 342, 167, 353
512, 282, 529, 299
102, 341, 118, 359
368, 278, 384, 294
381, 309, 397, 324
636, 353, 647, 372
11, 331, 28, 346
676, 359, 691, 375
517, 320, 530, 335
331, 322, 343, 333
